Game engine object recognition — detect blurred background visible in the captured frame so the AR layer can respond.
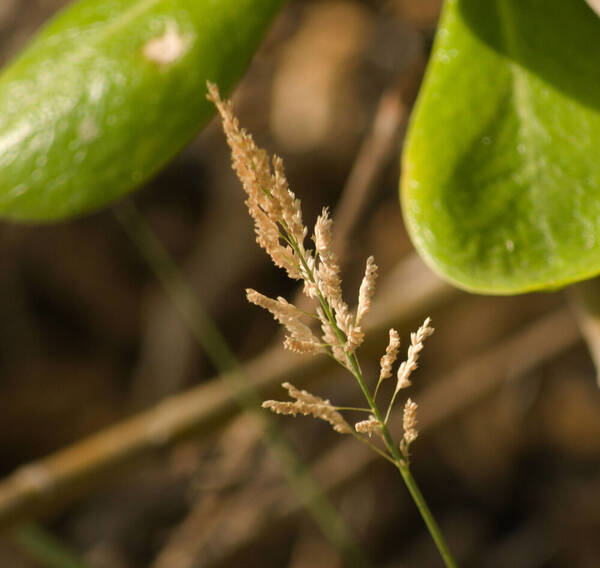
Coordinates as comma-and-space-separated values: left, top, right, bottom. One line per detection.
1, 1, 600, 566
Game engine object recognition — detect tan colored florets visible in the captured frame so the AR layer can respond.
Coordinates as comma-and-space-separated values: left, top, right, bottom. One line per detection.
209, 81, 433, 471
283, 336, 323, 355
207, 82, 306, 281
395, 317, 434, 393
312, 207, 357, 354
356, 256, 377, 326
400, 398, 419, 460
341, 256, 377, 354
246, 289, 322, 354
262, 382, 351, 434
379, 329, 400, 381
272, 156, 307, 247
344, 325, 365, 355
313, 209, 342, 303
355, 415, 382, 438
209, 82, 359, 363
318, 307, 347, 367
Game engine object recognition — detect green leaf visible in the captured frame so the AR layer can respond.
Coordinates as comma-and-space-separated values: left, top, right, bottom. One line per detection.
0, 0, 283, 221
401, 0, 600, 294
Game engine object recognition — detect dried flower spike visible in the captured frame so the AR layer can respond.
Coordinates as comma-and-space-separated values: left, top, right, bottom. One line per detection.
313, 207, 343, 308
395, 317, 434, 393
356, 256, 377, 325
207, 82, 306, 281
246, 289, 322, 354
379, 328, 401, 381
262, 382, 351, 434
400, 398, 419, 460
211, 82, 457, 566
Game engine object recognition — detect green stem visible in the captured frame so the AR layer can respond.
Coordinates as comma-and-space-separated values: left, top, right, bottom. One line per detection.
384, 388, 401, 425
346, 355, 457, 568
396, 463, 458, 568
373, 375, 385, 402
350, 433, 396, 465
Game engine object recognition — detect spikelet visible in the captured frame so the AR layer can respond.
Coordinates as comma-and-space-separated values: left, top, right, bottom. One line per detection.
395, 318, 434, 394
272, 156, 307, 249
283, 336, 323, 354
344, 325, 365, 355
246, 289, 322, 353
335, 302, 354, 339
355, 415, 382, 438
251, 205, 300, 279
355, 256, 377, 325
207, 82, 306, 280
318, 307, 347, 366
313, 208, 345, 310
320, 297, 362, 355
301, 255, 320, 299
339, 256, 377, 354
206, 83, 270, 213
379, 329, 400, 381
312, 207, 366, 355
313, 207, 335, 263
262, 382, 351, 434
400, 398, 419, 459
316, 260, 343, 310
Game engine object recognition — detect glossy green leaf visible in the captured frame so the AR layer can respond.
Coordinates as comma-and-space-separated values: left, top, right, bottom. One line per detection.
402, 0, 600, 294
0, 0, 283, 221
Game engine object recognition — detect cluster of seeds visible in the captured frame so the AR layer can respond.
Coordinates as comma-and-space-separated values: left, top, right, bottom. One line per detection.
207, 82, 434, 462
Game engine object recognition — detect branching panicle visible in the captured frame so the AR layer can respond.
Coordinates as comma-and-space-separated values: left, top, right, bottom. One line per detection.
208, 81, 432, 443
210, 82, 455, 567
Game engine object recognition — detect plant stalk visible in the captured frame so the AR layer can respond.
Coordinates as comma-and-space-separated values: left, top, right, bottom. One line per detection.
346, 353, 458, 568
395, 462, 458, 568
255, 190, 457, 567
